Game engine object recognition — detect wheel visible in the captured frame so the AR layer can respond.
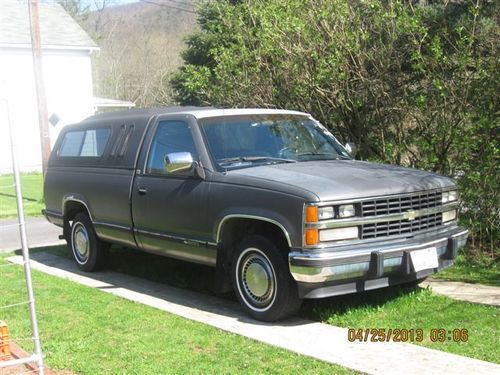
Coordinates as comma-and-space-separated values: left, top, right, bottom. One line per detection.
70, 212, 109, 272
232, 235, 302, 321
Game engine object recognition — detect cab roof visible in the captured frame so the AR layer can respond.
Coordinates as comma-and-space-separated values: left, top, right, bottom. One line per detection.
83, 107, 310, 122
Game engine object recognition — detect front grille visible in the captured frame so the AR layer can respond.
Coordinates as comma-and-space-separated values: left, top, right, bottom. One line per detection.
360, 190, 444, 239
361, 213, 442, 239
361, 190, 442, 217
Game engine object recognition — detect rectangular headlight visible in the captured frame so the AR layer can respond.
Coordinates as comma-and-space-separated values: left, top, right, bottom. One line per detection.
338, 204, 355, 218
442, 190, 458, 203
442, 210, 457, 223
319, 227, 359, 241
318, 206, 335, 220
448, 190, 458, 202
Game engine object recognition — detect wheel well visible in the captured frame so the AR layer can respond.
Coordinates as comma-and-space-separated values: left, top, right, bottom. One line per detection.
215, 218, 290, 293
220, 218, 289, 256
63, 201, 90, 239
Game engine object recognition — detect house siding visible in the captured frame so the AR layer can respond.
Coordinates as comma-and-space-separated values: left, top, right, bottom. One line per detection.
0, 47, 95, 173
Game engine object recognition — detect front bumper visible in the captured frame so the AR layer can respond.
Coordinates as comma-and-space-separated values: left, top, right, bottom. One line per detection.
289, 225, 468, 298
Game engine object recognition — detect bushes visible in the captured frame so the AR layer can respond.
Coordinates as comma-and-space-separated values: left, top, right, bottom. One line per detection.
173, 0, 499, 256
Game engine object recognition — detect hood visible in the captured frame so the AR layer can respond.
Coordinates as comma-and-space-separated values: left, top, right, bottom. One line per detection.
228, 160, 455, 201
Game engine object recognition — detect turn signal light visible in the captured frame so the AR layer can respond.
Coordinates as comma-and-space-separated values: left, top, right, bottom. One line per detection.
305, 206, 318, 223
305, 228, 319, 245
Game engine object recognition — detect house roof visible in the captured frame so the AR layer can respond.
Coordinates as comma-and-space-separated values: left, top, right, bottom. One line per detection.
0, 0, 98, 51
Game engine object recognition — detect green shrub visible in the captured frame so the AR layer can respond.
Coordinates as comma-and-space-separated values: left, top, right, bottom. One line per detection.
173, 0, 499, 256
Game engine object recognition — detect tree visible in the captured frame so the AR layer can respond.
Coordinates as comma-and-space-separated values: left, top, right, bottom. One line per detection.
85, 1, 198, 107
55, 0, 90, 24
173, 0, 499, 254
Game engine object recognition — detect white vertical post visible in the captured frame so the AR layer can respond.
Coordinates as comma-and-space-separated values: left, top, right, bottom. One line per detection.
3, 98, 45, 375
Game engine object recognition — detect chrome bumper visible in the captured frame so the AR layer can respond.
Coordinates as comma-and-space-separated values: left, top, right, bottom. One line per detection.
289, 225, 468, 286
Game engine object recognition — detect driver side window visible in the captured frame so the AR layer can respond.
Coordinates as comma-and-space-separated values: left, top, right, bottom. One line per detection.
147, 121, 198, 175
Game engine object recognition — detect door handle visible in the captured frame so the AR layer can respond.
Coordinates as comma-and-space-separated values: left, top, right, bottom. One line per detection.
137, 187, 147, 195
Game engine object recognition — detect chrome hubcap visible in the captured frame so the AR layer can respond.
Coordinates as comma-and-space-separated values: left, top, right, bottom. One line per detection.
73, 223, 89, 263
239, 249, 275, 308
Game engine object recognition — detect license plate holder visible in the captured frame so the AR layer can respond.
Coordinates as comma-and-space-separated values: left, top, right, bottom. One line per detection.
410, 247, 439, 272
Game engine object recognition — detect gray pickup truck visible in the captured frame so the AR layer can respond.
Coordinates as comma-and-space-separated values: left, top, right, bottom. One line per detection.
43, 107, 468, 321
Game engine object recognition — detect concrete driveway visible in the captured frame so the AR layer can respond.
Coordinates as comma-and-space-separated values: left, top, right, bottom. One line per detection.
0, 217, 65, 253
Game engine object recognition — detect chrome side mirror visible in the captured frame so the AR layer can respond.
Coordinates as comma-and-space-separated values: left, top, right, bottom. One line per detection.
164, 152, 194, 173
345, 142, 358, 157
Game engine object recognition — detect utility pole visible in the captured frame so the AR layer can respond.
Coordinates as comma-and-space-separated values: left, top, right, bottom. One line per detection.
28, 0, 51, 176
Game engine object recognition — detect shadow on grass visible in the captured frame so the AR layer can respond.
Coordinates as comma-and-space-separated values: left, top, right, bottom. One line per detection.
0, 192, 38, 202
17, 245, 423, 324
19, 244, 221, 297
299, 283, 423, 322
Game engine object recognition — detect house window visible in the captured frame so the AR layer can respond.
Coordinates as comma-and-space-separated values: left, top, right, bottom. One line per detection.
58, 128, 111, 157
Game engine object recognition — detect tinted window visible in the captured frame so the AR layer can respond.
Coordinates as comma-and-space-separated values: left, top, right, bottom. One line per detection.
58, 131, 85, 156
201, 115, 350, 169
147, 121, 198, 175
58, 128, 110, 157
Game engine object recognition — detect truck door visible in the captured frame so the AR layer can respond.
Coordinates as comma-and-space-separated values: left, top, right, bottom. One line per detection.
131, 116, 215, 266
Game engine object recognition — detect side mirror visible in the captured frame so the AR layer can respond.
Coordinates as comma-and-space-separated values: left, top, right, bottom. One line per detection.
164, 152, 206, 179
344, 142, 358, 157
164, 152, 194, 173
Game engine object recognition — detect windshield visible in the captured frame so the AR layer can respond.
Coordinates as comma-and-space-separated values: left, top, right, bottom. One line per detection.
200, 115, 351, 169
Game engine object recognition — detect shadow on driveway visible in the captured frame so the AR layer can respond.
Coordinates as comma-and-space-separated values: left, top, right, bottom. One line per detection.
18, 245, 422, 325
18, 247, 313, 328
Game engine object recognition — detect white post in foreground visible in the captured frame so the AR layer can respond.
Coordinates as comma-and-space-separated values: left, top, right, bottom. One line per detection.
1, 98, 45, 375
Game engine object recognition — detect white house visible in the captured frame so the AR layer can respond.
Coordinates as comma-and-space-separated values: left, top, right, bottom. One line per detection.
0, 0, 98, 173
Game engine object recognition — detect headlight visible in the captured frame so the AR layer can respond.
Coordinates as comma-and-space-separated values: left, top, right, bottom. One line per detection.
338, 204, 355, 218
442, 210, 457, 223
307, 204, 357, 221
448, 190, 458, 202
318, 206, 335, 220
442, 190, 458, 203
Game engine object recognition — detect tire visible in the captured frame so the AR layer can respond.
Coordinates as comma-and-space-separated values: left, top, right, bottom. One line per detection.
232, 235, 302, 321
70, 212, 109, 272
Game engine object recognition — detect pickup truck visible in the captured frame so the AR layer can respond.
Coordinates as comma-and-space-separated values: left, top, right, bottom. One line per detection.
43, 107, 468, 321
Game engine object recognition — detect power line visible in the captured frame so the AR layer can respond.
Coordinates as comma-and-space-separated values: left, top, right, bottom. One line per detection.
139, 0, 196, 14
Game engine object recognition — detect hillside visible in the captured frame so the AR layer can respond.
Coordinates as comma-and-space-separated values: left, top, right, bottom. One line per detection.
85, 0, 198, 106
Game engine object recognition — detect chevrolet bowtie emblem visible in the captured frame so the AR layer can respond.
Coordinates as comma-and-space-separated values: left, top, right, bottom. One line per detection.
405, 210, 417, 221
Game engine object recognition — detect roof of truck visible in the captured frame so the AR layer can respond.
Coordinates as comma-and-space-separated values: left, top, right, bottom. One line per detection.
84, 107, 310, 122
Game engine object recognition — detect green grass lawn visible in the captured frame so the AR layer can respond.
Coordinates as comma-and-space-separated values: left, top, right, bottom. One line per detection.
0, 254, 353, 375
303, 285, 499, 363
0, 173, 44, 218
39, 245, 500, 364
433, 254, 499, 286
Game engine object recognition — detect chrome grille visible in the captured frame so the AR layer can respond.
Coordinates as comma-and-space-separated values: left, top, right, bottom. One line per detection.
361, 213, 442, 239
360, 190, 444, 239
361, 190, 443, 217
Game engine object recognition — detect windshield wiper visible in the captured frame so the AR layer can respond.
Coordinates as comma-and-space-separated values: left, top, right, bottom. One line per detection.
218, 156, 297, 165
297, 152, 350, 160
